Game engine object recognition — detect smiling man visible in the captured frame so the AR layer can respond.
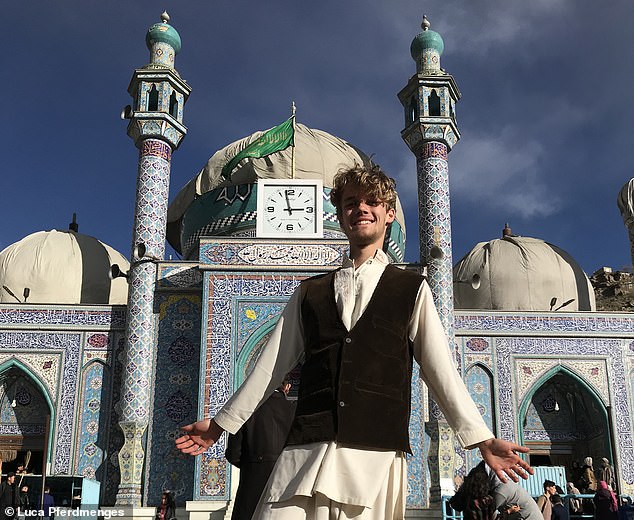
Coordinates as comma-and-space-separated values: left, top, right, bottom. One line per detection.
176, 164, 532, 519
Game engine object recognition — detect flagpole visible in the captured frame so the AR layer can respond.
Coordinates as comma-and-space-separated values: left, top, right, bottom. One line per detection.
291, 101, 296, 179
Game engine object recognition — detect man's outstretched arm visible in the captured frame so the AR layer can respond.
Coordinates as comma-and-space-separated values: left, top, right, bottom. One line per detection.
175, 418, 224, 456
175, 289, 304, 457
476, 437, 533, 482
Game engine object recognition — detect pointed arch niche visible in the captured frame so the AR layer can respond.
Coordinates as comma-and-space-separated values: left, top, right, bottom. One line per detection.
519, 366, 612, 473
234, 316, 302, 399
464, 363, 495, 469
0, 360, 54, 474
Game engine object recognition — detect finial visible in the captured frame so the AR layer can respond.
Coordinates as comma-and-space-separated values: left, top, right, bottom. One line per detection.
421, 15, 430, 31
161, 11, 170, 24
503, 223, 512, 237
69, 213, 79, 233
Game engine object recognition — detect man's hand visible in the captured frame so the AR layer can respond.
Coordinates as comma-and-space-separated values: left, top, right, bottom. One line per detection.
175, 419, 224, 456
477, 438, 534, 483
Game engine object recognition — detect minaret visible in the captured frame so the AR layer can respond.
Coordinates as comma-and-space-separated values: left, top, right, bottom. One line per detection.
617, 179, 634, 268
397, 15, 462, 503
116, 12, 191, 506
398, 15, 460, 343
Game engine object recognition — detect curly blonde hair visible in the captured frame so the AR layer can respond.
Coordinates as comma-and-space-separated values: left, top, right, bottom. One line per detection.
329, 164, 397, 216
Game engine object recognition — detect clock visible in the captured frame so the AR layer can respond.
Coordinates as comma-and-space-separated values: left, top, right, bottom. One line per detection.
256, 179, 324, 238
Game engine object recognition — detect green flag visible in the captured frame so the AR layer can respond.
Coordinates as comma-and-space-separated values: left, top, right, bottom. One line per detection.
221, 117, 295, 179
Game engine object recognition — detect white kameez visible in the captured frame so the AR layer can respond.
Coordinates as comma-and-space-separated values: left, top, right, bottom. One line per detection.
214, 250, 493, 519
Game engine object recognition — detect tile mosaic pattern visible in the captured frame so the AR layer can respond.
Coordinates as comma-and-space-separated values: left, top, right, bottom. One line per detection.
118, 138, 172, 505
417, 142, 455, 347
0, 307, 126, 329
515, 358, 609, 405
150, 42, 175, 69
102, 333, 125, 506
75, 361, 111, 481
419, 48, 441, 74
0, 331, 80, 473
407, 372, 427, 508
199, 272, 303, 500
199, 239, 348, 270
146, 294, 201, 506
523, 380, 607, 444
0, 353, 59, 398
456, 312, 634, 335
0, 375, 48, 435
416, 141, 462, 490
463, 364, 493, 471
157, 264, 203, 289
496, 337, 633, 487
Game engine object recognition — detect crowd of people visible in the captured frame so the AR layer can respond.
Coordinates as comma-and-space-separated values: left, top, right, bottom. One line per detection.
448, 467, 622, 520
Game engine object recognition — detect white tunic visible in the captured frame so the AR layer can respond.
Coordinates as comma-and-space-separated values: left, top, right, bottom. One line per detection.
215, 250, 493, 508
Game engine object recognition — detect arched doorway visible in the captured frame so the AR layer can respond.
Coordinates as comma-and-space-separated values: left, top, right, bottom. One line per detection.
519, 368, 612, 483
235, 321, 302, 399
0, 363, 52, 475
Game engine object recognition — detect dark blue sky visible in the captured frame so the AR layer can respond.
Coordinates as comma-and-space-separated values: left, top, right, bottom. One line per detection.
3, 1, 633, 274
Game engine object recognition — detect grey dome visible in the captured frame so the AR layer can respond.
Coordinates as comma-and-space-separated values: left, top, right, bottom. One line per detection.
454, 235, 595, 311
0, 230, 129, 305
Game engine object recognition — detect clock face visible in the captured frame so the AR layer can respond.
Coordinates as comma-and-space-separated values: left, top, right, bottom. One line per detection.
256, 179, 324, 238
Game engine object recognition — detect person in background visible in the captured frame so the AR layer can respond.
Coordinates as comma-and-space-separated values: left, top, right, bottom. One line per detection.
17, 485, 29, 512
566, 482, 582, 514
581, 457, 598, 494
450, 462, 541, 520
225, 379, 296, 520
551, 495, 569, 520
0, 473, 16, 520
598, 459, 616, 492
155, 490, 175, 520
42, 486, 54, 520
593, 481, 617, 520
536, 480, 557, 520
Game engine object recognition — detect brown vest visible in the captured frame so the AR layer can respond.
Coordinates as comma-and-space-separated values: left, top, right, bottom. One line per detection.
286, 264, 423, 453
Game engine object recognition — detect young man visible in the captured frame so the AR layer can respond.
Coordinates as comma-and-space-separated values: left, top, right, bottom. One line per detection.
536, 480, 557, 520
176, 165, 532, 519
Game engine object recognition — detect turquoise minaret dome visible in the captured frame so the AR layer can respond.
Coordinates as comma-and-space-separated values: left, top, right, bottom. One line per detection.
410, 15, 444, 74
145, 11, 181, 68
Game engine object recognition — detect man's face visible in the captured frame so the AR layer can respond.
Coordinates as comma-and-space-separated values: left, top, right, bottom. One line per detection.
7, 476, 14, 484
546, 485, 556, 495
338, 184, 395, 248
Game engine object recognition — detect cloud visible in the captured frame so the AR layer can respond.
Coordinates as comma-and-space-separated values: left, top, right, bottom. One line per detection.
450, 127, 561, 218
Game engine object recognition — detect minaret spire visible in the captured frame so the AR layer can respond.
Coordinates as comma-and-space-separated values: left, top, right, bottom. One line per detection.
397, 14, 462, 505
115, 13, 191, 507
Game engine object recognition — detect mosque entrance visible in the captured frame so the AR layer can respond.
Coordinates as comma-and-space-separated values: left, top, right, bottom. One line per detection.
0, 366, 50, 475
521, 370, 613, 485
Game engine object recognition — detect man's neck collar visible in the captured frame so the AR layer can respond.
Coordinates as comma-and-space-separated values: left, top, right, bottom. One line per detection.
343, 249, 389, 268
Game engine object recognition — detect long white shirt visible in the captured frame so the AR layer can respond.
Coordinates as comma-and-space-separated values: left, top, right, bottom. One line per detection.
215, 250, 493, 507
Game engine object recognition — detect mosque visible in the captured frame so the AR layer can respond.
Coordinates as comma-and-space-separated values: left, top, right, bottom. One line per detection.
0, 11, 632, 519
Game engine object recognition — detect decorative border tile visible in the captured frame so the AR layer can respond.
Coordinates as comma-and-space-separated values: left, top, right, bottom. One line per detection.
0, 306, 126, 329
199, 239, 348, 270
456, 312, 634, 336
495, 337, 633, 486
0, 331, 81, 473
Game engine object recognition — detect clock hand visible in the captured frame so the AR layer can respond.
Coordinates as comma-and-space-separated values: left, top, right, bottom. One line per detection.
284, 190, 293, 215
